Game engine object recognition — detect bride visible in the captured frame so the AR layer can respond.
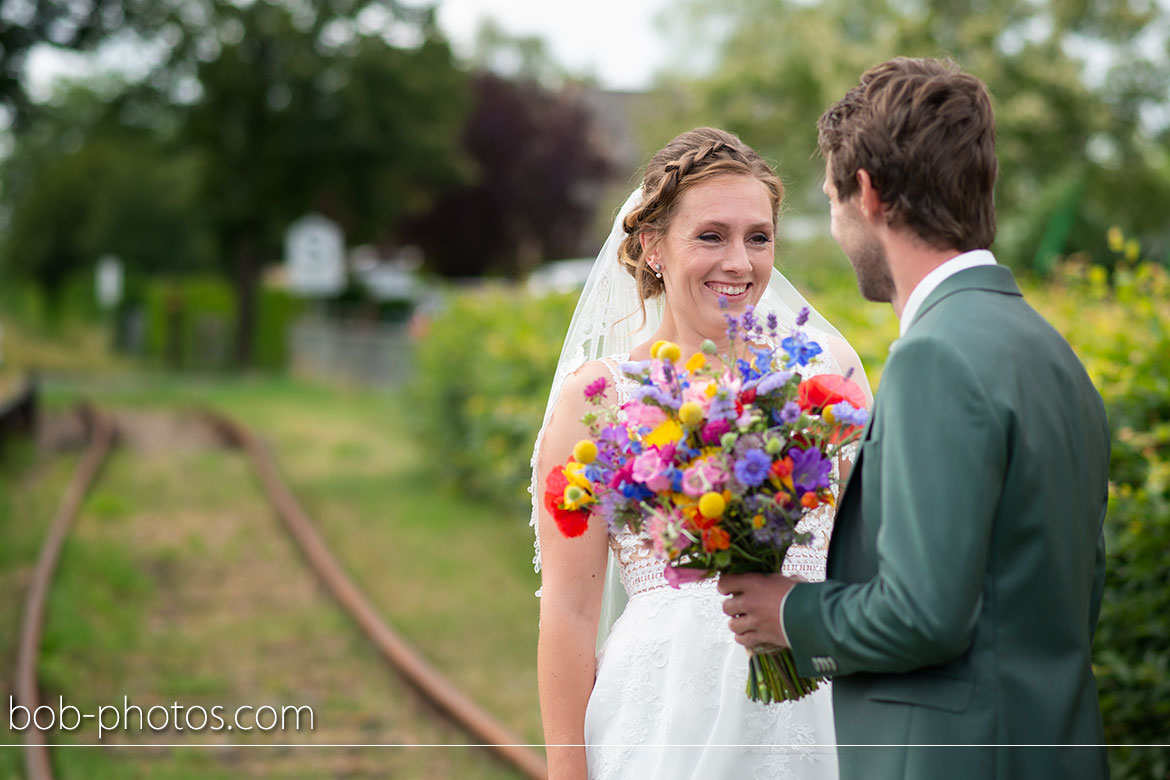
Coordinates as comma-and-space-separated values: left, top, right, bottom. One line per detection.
531, 127, 870, 780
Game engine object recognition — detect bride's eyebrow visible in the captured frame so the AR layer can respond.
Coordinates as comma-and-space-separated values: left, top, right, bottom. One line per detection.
695, 220, 773, 233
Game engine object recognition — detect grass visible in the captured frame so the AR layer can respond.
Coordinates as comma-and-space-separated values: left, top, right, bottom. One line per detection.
1, 372, 542, 779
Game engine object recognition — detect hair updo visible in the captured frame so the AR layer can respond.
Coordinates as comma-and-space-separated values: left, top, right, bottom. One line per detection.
619, 127, 784, 302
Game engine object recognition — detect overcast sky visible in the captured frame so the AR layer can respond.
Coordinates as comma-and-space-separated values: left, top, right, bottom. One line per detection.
435, 0, 672, 90
24, 0, 674, 98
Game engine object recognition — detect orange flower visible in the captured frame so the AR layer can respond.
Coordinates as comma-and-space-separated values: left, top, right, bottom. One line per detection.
702, 525, 730, 552
771, 456, 794, 492
801, 491, 820, 509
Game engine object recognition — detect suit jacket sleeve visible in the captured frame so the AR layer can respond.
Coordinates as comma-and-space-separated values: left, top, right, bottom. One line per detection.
783, 335, 1008, 677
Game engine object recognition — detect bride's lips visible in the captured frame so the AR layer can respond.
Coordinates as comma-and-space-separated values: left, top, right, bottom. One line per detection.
706, 281, 751, 300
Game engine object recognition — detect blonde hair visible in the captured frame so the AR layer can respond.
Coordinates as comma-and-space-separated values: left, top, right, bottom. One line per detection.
618, 127, 784, 302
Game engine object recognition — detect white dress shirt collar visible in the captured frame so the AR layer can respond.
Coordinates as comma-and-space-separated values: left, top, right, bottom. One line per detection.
899, 249, 997, 337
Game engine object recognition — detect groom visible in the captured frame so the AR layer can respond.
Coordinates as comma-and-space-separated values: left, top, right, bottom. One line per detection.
719, 58, 1110, 778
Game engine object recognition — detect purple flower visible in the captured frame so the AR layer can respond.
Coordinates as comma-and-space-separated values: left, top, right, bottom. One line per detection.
620, 360, 651, 377
741, 305, 757, 334
734, 448, 771, 487
831, 401, 869, 427
778, 401, 801, 424
635, 385, 680, 410
795, 306, 810, 326
706, 395, 737, 422
766, 312, 779, 335
789, 447, 832, 493
756, 369, 794, 396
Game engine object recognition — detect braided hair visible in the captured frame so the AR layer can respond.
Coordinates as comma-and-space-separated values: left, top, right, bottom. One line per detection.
618, 127, 784, 302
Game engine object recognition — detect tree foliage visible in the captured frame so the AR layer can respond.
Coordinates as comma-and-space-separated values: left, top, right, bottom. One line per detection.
403, 71, 617, 277
659, 0, 1170, 269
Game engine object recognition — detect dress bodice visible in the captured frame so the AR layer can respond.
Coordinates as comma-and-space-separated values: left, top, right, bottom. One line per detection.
601, 354, 841, 599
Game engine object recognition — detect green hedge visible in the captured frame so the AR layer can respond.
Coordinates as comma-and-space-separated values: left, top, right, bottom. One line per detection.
143, 278, 303, 370
409, 284, 576, 510
413, 252, 1170, 774
1036, 259, 1170, 778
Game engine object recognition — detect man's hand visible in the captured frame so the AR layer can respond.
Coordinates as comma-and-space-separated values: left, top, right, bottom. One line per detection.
717, 573, 798, 649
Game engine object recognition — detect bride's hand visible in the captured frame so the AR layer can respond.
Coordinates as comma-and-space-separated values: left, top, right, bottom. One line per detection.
717, 572, 798, 649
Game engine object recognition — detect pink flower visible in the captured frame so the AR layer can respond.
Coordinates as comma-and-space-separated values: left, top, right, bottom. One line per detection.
632, 448, 673, 492
663, 563, 709, 589
584, 376, 608, 401
681, 457, 729, 497
682, 380, 715, 413
701, 419, 731, 445
622, 400, 667, 429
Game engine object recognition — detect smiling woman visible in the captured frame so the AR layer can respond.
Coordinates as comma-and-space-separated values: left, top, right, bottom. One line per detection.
532, 126, 868, 780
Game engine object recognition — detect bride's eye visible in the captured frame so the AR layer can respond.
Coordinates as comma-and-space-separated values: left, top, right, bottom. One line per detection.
749, 233, 773, 245
698, 233, 720, 242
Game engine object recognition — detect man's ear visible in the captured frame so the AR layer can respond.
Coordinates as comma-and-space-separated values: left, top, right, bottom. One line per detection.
855, 169, 884, 223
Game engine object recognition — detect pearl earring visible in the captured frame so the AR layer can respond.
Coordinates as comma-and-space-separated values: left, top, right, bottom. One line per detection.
653, 264, 662, 279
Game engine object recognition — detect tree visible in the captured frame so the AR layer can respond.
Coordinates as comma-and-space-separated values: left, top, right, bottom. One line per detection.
658, 0, 1170, 269
0, 82, 209, 319
403, 71, 617, 277
173, 0, 470, 364
0, 0, 169, 129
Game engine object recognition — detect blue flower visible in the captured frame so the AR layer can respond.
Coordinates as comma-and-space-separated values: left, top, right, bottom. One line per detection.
780, 332, 823, 367
635, 385, 680, 410
831, 401, 869, 427
707, 394, 737, 422
756, 370, 795, 396
777, 401, 801, 424
734, 448, 771, 487
737, 358, 762, 383
620, 360, 651, 377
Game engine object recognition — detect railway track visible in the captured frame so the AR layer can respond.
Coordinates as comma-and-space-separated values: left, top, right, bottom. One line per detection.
12, 403, 548, 780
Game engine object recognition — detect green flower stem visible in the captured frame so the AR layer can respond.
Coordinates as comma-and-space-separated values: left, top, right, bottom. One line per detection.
745, 647, 823, 704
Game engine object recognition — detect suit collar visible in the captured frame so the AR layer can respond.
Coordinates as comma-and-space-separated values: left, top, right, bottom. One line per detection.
905, 264, 1021, 334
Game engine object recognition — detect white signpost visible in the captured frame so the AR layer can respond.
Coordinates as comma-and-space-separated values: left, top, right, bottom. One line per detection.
95, 254, 123, 309
285, 213, 345, 297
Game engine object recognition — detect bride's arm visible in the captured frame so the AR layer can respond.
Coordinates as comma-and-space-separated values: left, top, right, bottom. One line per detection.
536, 363, 611, 780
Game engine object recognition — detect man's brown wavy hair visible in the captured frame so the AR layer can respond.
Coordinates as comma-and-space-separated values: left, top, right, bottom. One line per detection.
817, 57, 997, 251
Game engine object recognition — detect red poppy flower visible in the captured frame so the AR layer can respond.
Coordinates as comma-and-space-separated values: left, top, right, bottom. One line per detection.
797, 374, 867, 412
544, 466, 589, 537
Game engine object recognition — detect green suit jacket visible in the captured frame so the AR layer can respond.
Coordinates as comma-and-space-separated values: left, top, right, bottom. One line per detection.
784, 265, 1110, 779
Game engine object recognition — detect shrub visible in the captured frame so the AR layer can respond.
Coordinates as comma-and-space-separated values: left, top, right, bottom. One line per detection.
1037, 257, 1170, 779
410, 284, 576, 510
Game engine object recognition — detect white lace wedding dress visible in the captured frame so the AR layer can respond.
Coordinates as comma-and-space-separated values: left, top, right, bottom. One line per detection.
581, 356, 840, 780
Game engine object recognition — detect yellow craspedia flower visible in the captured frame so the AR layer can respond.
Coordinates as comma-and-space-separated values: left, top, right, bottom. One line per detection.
685, 352, 706, 372
651, 340, 667, 358
563, 484, 594, 510
564, 461, 591, 490
1107, 226, 1124, 253
699, 491, 725, 519
752, 514, 767, 529
678, 401, 704, 426
658, 342, 681, 362
1125, 238, 1141, 262
646, 419, 683, 447
573, 439, 598, 464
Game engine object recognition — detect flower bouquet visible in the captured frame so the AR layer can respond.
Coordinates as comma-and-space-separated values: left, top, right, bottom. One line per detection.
544, 304, 868, 704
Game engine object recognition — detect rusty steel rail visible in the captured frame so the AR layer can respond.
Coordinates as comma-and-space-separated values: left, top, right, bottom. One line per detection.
15, 405, 115, 780
208, 412, 548, 780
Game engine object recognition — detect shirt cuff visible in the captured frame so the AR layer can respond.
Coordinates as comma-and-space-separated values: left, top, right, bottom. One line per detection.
778, 585, 793, 647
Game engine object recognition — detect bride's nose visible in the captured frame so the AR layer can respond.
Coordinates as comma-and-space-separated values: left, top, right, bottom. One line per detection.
720, 241, 752, 274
